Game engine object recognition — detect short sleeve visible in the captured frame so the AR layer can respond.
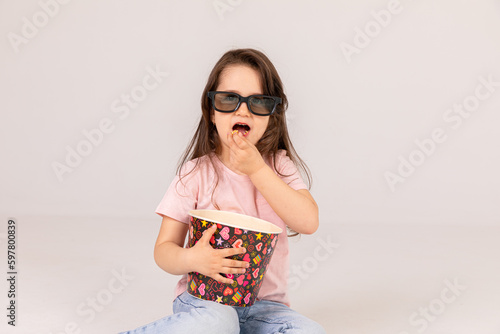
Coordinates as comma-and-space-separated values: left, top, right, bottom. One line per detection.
275, 150, 308, 191
155, 160, 199, 224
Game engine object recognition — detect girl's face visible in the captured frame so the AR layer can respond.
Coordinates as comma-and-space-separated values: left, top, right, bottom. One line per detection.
211, 64, 270, 150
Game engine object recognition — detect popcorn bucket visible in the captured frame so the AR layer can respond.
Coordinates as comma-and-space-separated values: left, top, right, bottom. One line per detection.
187, 210, 282, 307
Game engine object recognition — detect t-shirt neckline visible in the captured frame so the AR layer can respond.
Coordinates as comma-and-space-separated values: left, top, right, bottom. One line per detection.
212, 154, 254, 183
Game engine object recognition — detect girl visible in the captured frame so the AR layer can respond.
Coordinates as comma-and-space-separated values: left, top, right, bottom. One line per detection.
120, 48, 326, 333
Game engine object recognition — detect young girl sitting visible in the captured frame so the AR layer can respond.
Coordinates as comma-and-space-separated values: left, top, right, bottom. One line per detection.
120, 48, 326, 334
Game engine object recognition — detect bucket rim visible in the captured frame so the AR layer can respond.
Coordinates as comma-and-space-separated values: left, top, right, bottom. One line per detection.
189, 209, 283, 234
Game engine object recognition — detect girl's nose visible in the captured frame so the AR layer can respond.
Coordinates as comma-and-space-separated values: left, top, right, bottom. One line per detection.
235, 101, 251, 116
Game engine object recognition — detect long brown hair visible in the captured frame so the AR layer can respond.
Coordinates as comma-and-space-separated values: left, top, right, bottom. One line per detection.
177, 48, 312, 234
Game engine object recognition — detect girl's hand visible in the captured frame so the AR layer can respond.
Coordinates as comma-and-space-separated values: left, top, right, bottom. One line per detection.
227, 131, 266, 176
188, 224, 249, 284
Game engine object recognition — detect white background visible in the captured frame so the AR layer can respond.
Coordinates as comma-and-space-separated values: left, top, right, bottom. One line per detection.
1, 0, 499, 225
1, 0, 499, 333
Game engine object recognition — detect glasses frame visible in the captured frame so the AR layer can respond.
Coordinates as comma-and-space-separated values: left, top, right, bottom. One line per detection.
207, 91, 282, 116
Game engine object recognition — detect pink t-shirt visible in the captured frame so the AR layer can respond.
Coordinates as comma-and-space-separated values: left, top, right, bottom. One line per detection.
155, 150, 307, 307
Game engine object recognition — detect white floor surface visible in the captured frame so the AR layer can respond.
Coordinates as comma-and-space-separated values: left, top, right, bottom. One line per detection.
0, 216, 499, 334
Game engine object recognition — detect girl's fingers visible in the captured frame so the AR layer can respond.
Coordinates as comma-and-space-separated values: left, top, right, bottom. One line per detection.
232, 131, 248, 148
227, 131, 237, 149
199, 224, 217, 244
218, 268, 247, 277
218, 246, 246, 258
221, 258, 250, 269
212, 274, 234, 285
228, 131, 247, 150
212, 265, 247, 283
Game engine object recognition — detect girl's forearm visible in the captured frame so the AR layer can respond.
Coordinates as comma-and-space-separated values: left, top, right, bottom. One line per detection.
249, 164, 319, 234
154, 241, 193, 275
154, 230, 249, 284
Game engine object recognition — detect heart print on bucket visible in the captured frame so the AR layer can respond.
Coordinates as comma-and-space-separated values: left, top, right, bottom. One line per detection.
187, 210, 282, 307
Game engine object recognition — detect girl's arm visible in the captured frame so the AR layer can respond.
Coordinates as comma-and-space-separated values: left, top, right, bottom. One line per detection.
226, 132, 319, 234
154, 215, 249, 284
250, 167, 319, 234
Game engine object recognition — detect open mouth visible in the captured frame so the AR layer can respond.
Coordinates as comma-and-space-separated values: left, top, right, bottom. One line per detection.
232, 123, 250, 136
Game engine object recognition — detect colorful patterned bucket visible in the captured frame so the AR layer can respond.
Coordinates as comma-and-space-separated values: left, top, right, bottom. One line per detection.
187, 210, 282, 307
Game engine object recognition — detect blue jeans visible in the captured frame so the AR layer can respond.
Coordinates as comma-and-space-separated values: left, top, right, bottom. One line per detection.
119, 291, 326, 334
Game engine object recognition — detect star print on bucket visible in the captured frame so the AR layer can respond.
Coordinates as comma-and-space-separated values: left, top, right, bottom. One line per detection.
187, 210, 282, 307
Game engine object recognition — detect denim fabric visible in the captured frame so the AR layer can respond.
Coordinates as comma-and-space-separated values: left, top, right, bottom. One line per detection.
119, 291, 325, 334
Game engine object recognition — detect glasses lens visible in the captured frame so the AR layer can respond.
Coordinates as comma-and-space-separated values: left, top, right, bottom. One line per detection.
249, 96, 275, 115
214, 93, 240, 111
